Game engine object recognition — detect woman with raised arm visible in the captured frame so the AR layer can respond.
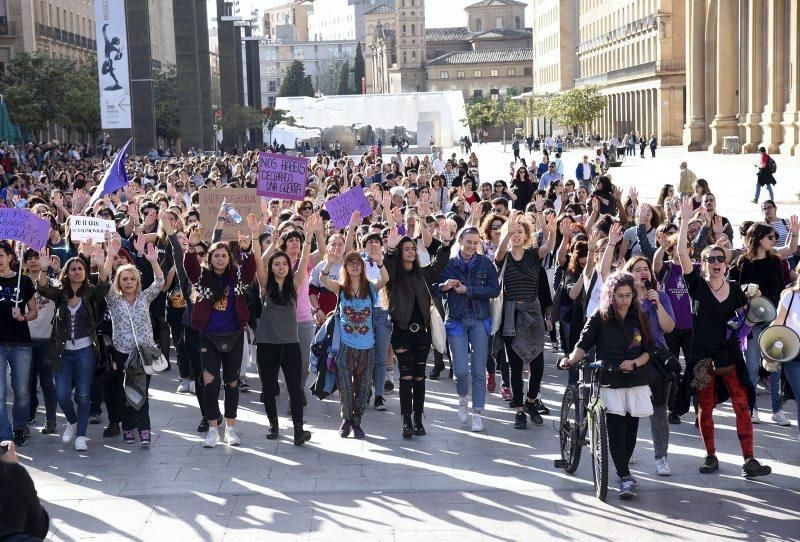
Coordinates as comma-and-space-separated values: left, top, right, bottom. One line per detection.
254, 214, 316, 445
184, 216, 259, 449
384, 221, 453, 438
104, 242, 163, 446
36, 241, 115, 451
675, 196, 771, 478
494, 211, 556, 429
319, 248, 389, 439
560, 271, 654, 499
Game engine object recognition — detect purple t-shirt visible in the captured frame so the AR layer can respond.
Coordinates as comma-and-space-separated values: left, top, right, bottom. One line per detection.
205, 276, 239, 333
640, 290, 675, 349
657, 261, 696, 330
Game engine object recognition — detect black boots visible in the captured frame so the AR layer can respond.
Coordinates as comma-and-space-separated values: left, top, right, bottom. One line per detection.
267, 417, 279, 440
402, 415, 414, 438
413, 412, 426, 436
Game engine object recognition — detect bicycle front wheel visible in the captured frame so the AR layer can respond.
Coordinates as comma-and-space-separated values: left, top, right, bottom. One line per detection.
559, 385, 582, 474
590, 407, 609, 502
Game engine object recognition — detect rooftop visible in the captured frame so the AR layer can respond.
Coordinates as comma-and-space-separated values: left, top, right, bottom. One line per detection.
363, 3, 396, 16
472, 27, 531, 40
426, 48, 533, 66
425, 26, 472, 42
465, 0, 527, 9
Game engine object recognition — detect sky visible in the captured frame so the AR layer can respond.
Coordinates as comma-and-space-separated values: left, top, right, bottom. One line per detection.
217, 0, 533, 31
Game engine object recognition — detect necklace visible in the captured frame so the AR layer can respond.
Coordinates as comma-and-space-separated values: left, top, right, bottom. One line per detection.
708, 279, 725, 292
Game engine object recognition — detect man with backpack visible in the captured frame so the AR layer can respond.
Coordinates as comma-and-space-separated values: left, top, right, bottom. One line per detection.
753, 146, 777, 203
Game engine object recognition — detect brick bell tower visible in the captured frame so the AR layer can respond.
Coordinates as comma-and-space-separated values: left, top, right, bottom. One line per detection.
389, 0, 427, 93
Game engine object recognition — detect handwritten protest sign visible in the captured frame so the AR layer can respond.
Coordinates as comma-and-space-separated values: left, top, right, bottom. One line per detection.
326, 187, 373, 229
198, 188, 263, 241
68, 216, 116, 242
0, 208, 51, 250
257, 152, 308, 201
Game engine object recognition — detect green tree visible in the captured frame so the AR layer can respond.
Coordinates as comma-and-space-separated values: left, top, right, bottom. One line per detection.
60, 61, 101, 141
353, 43, 365, 94
0, 51, 74, 139
548, 84, 607, 135
495, 98, 525, 144
262, 107, 288, 146
152, 64, 180, 143
278, 60, 316, 97
220, 104, 263, 148
461, 98, 497, 133
336, 61, 351, 95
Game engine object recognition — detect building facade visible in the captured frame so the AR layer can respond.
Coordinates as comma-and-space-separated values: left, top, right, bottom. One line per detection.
425, 49, 533, 101
574, 0, 686, 145
684, 0, 800, 155
262, 0, 311, 43
149, 0, 176, 69
308, 0, 389, 43
530, 0, 577, 94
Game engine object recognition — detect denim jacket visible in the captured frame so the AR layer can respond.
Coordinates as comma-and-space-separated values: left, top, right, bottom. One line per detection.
435, 252, 500, 323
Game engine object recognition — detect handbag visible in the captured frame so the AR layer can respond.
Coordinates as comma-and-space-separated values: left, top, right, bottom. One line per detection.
490, 257, 507, 336
423, 279, 446, 354
125, 304, 168, 375
93, 333, 121, 384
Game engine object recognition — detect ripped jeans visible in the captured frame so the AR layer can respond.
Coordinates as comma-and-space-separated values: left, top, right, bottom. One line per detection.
391, 326, 430, 416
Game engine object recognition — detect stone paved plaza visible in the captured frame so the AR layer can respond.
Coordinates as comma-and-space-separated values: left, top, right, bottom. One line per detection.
15, 145, 800, 541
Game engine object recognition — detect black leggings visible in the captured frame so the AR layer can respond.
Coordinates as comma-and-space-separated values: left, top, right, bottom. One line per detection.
184, 326, 205, 417
152, 313, 171, 366
200, 333, 243, 421
606, 413, 639, 478
392, 327, 430, 416
256, 342, 304, 431
168, 317, 190, 379
106, 349, 151, 431
503, 336, 544, 408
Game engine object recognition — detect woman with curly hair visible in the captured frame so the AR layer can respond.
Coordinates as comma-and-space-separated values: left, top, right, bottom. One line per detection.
560, 271, 654, 498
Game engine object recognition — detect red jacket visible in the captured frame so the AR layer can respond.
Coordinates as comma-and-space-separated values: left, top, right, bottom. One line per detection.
184, 250, 256, 332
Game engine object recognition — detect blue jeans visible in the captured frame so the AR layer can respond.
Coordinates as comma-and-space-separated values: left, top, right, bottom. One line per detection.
448, 319, 488, 410
372, 306, 392, 397
54, 346, 96, 437
745, 322, 781, 413
0, 345, 32, 439
754, 183, 774, 203
30, 340, 57, 424
782, 361, 800, 433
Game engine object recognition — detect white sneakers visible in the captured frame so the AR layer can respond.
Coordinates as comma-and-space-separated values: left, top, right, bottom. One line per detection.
457, 397, 469, 424
62, 423, 77, 445
74, 436, 88, 452
225, 426, 241, 446
772, 410, 791, 427
203, 428, 220, 448
751, 409, 761, 424
471, 412, 484, 433
176, 379, 191, 394
655, 456, 671, 476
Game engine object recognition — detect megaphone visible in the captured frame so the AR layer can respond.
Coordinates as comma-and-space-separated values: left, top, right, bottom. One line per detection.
759, 325, 800, 363
746, 297, 777, 325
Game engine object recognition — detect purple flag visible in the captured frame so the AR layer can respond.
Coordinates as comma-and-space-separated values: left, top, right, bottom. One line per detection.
89, 138, 132, 206
0, 208, 51, 250
325, 186, 373, 229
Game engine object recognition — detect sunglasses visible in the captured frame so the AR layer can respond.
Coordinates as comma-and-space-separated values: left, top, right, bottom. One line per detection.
491, 224, 503, 231
703, 256, 726, 264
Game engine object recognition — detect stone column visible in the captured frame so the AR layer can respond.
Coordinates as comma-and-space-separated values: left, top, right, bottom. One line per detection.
708, 0, 740, 153
742, 0, 766, 152
645, 89, 652, 138
781, 0, 800, 155
683, 0, 707, 150
760, 0, 787, 152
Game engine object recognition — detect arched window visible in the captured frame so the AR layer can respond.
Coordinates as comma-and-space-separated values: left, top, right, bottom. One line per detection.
476, 18, 482, 32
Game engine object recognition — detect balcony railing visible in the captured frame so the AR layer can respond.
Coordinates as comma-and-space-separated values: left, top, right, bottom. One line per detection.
576, 15, 657, 53
575, 58, 685, 85
37, 23, 95, 50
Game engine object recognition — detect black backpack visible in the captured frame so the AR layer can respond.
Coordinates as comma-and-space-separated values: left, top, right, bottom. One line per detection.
768, 157, 777, 174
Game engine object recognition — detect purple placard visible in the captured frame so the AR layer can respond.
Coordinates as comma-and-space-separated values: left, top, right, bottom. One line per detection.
0, 208, 51, 250
326, 186, 373, 229
257, 152, 308, 201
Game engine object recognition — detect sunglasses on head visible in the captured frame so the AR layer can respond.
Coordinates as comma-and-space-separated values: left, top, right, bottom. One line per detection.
703, 255, 726, 264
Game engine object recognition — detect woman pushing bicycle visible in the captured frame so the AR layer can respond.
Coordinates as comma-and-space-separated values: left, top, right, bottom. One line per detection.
559, 271, 654, 499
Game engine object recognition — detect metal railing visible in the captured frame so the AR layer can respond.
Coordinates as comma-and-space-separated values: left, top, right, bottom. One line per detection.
37, 23, 95, 50
575, 58, 685, 85
576, 15, 657, 53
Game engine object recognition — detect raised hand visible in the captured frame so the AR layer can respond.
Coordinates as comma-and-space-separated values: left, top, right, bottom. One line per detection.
39, 247, 51, 271
679, 196, 693, 221
545, 212, 557, 232
133, 234, 146, 256
349, 210, 362, 228
534, 193, 545, 212
90, 244, 105, 269
608, 222, 623, 246
387, 226, 401, 249
144, 243, 159, 263
246, 213, 261, 235
587, 229, 601, 252
790, 215, 800, 236
628, 186, 638, 203
637, 203, 652, 226
712, 215, 725, 235
79, 239, 94, 259
107, 235, 121, 258
439, 218, 452, 243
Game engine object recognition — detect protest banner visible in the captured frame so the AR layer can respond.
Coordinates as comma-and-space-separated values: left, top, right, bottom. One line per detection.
0, 208, 51, 250
68, 216, 117, 242
198, 188, 263, 241
325, 186, 373, 229
257, 152, 308, 201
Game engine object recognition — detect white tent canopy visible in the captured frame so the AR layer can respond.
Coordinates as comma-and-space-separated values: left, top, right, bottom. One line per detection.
275, 91, 470, 146
265, 124, 321, 148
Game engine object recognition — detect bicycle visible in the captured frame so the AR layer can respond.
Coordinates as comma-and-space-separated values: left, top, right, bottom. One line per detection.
553, 358, 620, 502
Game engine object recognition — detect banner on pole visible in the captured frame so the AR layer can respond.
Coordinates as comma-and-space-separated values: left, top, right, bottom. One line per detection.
325, 187, 373, 229
0, 209, 51, 250
198, 188, 263, 242
95, 0, 132, 129
257, 152, 308, 201
68, 216, 117, 242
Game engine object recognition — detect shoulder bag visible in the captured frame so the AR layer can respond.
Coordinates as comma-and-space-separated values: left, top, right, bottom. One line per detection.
125, 303, 168, 375
423, 279, 446, 354
490, 257, 507, 336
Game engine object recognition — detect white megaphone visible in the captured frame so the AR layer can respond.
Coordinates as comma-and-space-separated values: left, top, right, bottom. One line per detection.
759, 325, 800, 363
746, 297, 777, 326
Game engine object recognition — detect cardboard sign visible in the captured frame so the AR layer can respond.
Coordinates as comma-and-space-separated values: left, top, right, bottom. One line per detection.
257, 152, 308, 201
68, 216, 116, 242
197, 188, 263, 241
325, 187, 373, 229
0, 208, 51, 250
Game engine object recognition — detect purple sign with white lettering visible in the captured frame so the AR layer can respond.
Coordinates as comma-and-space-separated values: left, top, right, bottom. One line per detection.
0, 208, 51, 250
257, 152, 308, 201
326, 187, 373, 229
